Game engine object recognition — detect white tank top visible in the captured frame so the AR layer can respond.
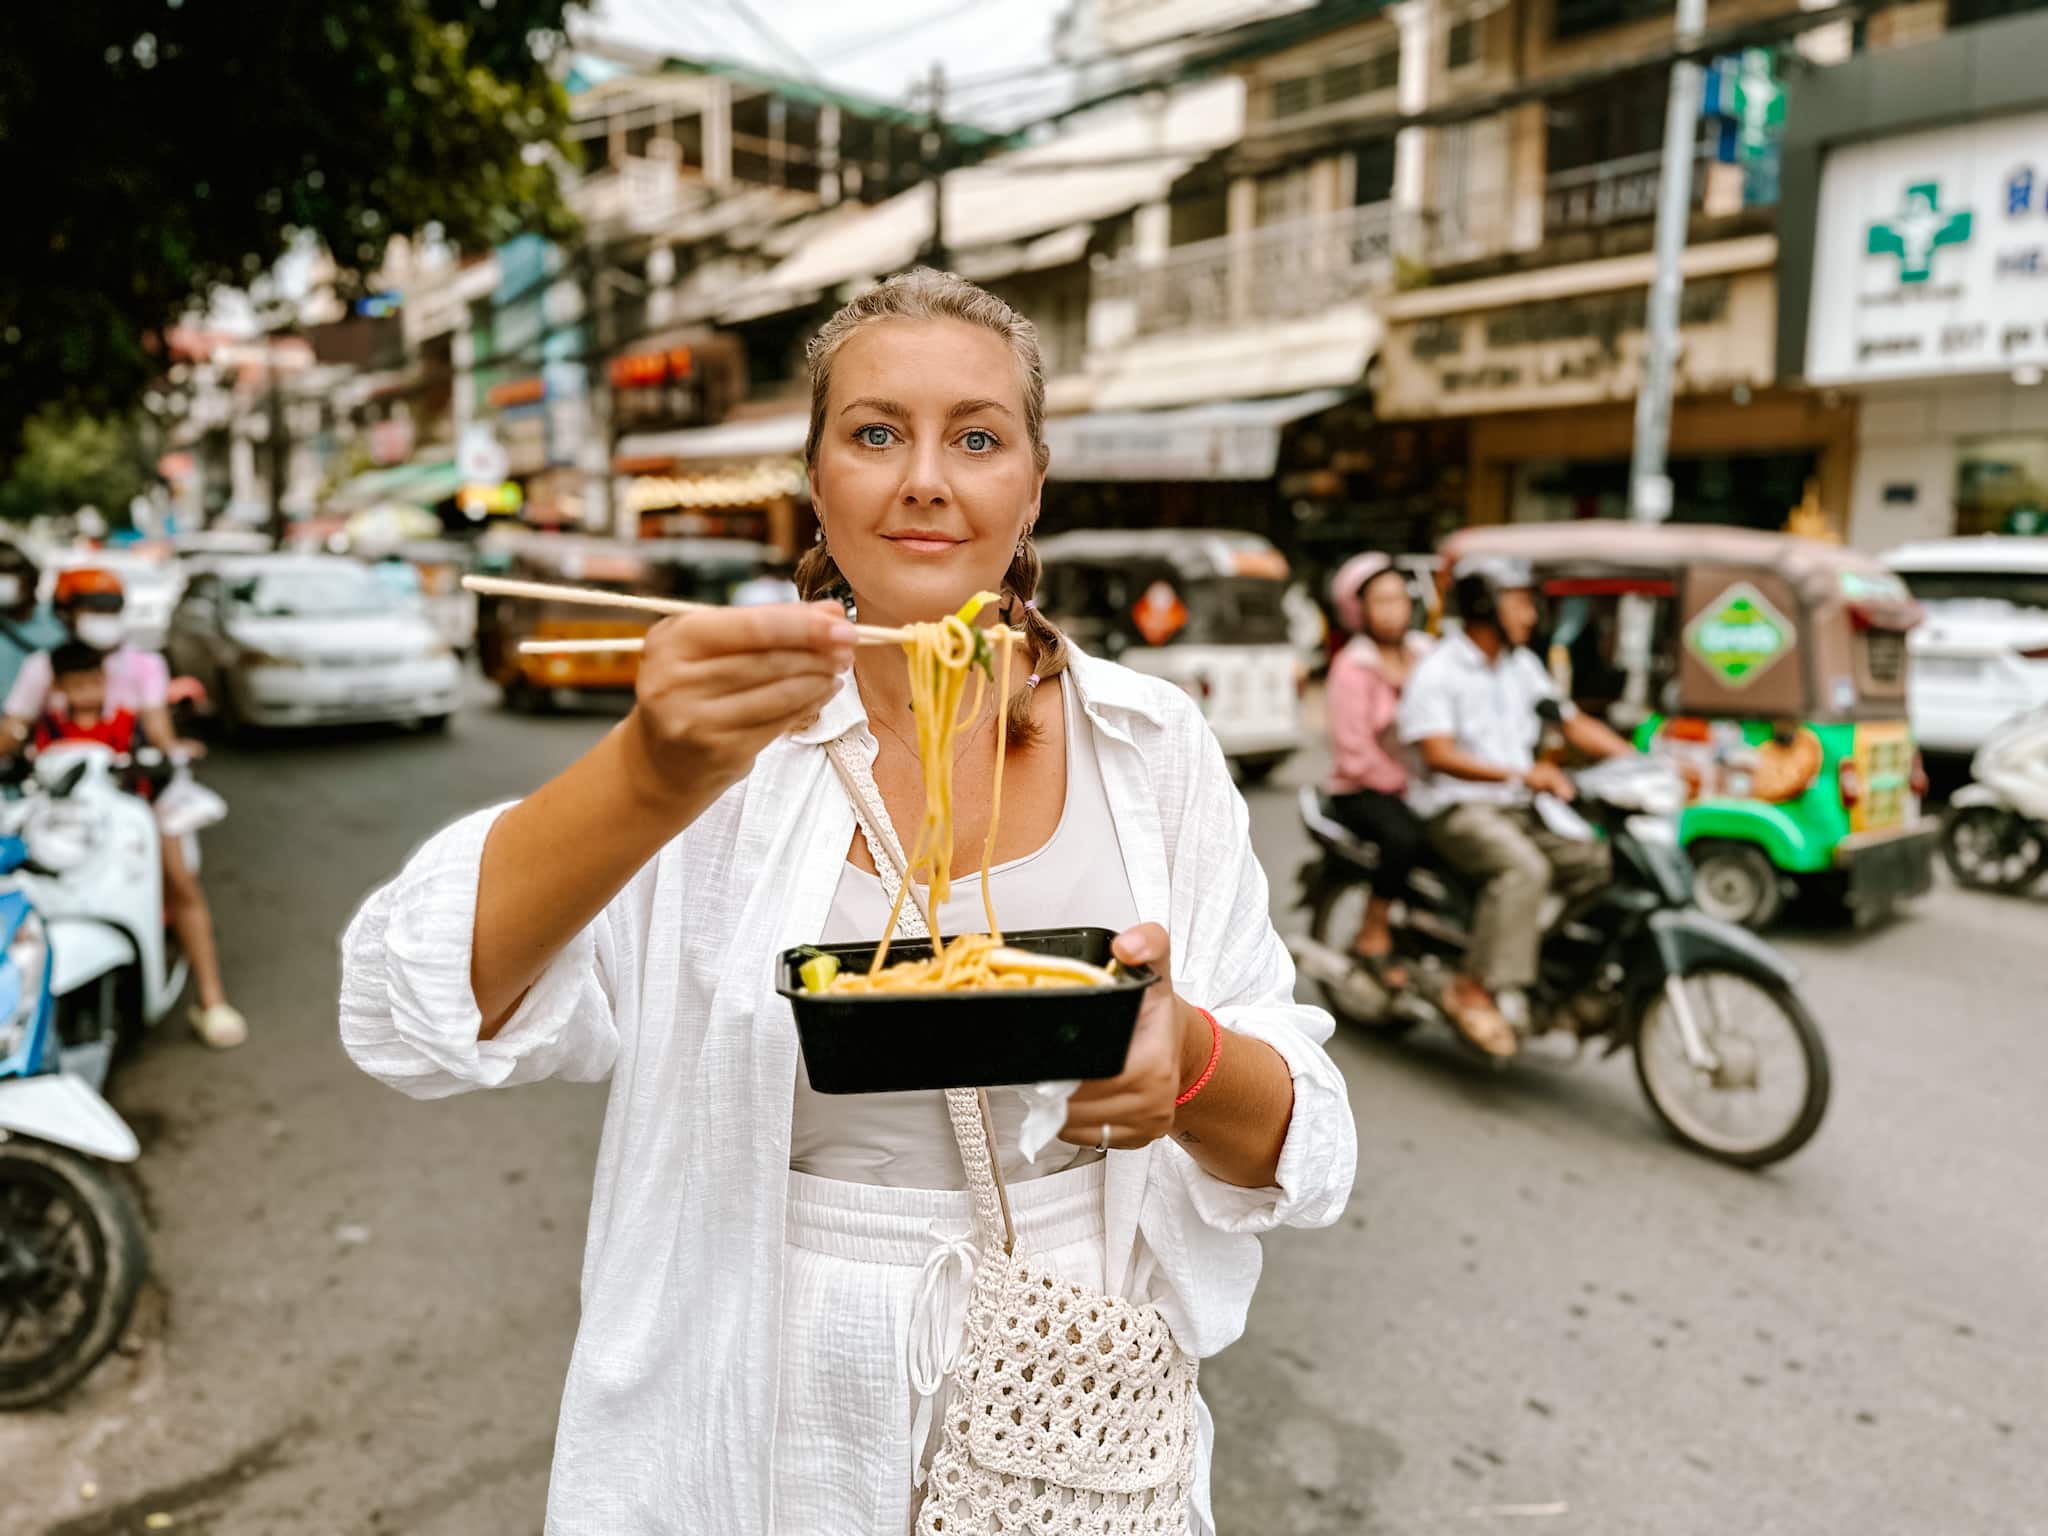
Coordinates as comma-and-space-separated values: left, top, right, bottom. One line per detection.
792, 679, 1141, 1187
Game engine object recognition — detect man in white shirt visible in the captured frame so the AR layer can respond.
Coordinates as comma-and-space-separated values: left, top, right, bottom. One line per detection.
1398, 556, 1634, 1048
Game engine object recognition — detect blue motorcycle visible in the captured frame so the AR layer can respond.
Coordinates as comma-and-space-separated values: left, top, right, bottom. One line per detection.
0, 834, 146, 1409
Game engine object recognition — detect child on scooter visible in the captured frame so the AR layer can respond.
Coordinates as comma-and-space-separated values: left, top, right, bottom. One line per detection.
36, 642, 141, 756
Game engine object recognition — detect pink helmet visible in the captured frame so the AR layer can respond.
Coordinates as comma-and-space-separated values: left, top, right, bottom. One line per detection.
1329, 551, 1396, 635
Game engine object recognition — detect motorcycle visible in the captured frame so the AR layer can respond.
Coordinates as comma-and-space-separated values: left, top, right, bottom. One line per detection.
0, 742, 210, 1076
1941, 706, 2048, 893
0, 832, 148, 1408
1291, 749, 1831, 1168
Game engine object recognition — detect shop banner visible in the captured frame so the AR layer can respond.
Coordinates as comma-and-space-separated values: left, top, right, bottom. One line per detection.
1806, 108, 2048, 384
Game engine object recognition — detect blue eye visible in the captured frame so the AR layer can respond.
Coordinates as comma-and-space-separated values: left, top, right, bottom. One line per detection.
855, 425, 895, 448
961, 430, 997, 453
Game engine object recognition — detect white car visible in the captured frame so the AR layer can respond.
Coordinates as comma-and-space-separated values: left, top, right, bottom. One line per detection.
166, 555, 462, 734
1883, 537, 2048, 755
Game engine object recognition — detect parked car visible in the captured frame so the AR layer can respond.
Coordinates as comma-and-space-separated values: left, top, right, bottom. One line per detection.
1883, 537, 2048, 756
1036, 529, 1303, 782
165, 555, 462, 735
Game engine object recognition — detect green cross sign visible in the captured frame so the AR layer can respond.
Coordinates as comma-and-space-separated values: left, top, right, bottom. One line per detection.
1685, 582, 1792, 689
1867, 182, 1972, 284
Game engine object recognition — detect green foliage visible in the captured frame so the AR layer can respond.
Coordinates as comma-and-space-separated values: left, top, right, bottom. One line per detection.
0, 411, 153, 525
0, 0, 582, 461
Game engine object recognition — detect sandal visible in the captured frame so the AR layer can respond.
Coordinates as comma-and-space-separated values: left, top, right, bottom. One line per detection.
1440, 984, 1517, 1058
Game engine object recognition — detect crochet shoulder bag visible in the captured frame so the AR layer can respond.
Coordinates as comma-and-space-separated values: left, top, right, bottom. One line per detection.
826, 738, 1200, 1535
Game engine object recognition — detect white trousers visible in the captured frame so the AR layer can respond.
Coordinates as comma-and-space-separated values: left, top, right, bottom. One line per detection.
777, 1159, 1189, 1535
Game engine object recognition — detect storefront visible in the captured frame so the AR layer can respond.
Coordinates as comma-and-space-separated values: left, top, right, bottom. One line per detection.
613, 409, 811, 554
1376, 236, 1857, 536
1778, 12, 2048, 552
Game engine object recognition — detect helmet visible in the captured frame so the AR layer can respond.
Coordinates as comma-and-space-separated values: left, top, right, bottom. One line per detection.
1450, 554, 1534, 631
52, 566, 125, 612
1328, 551, 1395, 636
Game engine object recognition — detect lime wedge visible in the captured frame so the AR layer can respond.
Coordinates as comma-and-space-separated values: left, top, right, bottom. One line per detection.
799, 953, 841, 993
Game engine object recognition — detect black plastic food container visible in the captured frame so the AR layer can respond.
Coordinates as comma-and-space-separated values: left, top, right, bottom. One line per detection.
778, 926, 1154, 1094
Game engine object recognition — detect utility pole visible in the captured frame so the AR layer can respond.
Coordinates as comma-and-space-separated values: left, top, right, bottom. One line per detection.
1617, 0, 1706, 720
1627, 0, 1707, 527
923, 61, 949, 269
265, 341, 289, 549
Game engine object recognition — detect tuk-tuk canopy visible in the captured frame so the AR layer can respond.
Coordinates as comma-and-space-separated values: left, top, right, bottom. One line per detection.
1440, 521, 1921, 723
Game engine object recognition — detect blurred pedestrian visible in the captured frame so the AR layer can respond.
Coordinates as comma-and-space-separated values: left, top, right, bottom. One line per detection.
341, 269, 1354, 1535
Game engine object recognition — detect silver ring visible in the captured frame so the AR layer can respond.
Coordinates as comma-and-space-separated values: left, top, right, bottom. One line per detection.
1097, 1123, 1112, 1152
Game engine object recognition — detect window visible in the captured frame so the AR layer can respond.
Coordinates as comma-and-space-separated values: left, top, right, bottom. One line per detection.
1447, 17, 1478, 68
1255, 166, 1314, 228
1947, 0, 2048, 24
1270, 76, 1313, 119
1365, 47, 1400, 93
1545, 65, 1668, 174
1551, 0, 1670, 42
1320, 60, 1367, 104
1354, 137, 1397, 205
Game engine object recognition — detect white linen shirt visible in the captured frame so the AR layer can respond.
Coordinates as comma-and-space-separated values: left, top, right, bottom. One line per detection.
338, 648, 1357, 1536
1398, 630, 1570, 820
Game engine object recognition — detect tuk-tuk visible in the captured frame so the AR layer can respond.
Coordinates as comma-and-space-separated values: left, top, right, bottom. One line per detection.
1443, 522, 1939, 929
1036, 529, 1303, 781
473, 531, 776, 711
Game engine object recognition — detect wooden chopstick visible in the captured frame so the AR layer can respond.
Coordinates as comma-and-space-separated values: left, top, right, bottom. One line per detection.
462, 574, 912, 644
469, 574, 1022, 656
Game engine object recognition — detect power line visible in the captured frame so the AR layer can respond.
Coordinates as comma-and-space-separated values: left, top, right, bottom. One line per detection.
831, 0, 1007, 63
943, 5, 1349, 98
712, 0, 827, 85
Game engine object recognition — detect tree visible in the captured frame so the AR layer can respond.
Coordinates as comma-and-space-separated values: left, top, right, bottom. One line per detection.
0, 411, 153, 526
0, 1, 583, 462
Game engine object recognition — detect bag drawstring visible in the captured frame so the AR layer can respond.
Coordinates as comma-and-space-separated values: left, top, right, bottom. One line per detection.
907, 1221, 979, 1487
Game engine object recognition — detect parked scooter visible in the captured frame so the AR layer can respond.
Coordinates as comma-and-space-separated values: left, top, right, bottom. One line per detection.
1291, 748, 1831, 1168
0, 835, 147, 1408
1941, 706, 2048, 893
0, 742, 209, 1075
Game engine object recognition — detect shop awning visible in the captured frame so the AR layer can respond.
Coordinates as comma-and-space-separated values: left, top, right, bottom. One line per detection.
615, 413, 809, 468
1044, 389, 1348, 483
329, 459, 461, 511
1086, 308, 1380, 413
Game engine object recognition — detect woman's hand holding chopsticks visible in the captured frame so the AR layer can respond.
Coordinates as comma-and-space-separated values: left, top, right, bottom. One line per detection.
624, 601, 856, 793
471, 601, 854, 1036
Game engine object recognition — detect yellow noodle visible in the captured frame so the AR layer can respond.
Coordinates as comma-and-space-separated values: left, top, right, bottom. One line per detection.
828, 600, 1103, 994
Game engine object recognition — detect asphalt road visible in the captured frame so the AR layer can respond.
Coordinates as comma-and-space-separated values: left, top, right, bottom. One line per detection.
6, 692, 2043, 1536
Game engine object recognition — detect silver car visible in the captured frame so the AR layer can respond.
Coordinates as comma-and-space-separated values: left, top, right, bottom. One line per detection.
166, 555, 463, 736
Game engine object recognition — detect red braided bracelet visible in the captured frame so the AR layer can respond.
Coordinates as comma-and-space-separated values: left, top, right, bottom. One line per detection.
1175, 1007, 1223, 1108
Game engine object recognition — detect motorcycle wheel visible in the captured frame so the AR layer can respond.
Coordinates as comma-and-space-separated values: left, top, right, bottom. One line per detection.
1633, 967, 1830, 1169
1307, 881, 1418, 1035
0, 1140, 147, 1410
1687, 841, 1786, 931
1940, 806, 2047, 893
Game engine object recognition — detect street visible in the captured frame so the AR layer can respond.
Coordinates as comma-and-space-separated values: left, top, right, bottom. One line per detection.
5, 694, 2043, 1536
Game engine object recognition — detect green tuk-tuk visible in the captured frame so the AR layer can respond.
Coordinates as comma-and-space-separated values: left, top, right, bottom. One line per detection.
1443, 522, 1939, 929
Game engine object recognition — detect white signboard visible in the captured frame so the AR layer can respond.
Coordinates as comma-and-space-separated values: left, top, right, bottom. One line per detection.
1807, 109, 2048, 384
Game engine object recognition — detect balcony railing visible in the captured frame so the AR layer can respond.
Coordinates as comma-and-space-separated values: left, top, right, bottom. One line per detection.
1542, 144, 1720, 235
1093, 201, 1447, 342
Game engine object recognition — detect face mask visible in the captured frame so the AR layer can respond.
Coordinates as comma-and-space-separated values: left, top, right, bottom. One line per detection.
75, 615, 125, 650
0, 577, 20, 607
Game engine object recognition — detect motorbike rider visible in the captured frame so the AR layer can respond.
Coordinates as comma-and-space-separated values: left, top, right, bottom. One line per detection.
1398, 555, 1635, 1045
1322, 553, 1512, 1053
0, 567, 247, 1049
0, 544, 68, 699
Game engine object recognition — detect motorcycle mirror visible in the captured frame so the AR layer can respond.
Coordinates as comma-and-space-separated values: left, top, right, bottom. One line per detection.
1535, 699, 1565, 725
52, 760, 90, 799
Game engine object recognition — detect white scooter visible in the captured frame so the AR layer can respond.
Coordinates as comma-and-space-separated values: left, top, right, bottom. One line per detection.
1942, 706, 2048, 893
0, 742, 213, 1085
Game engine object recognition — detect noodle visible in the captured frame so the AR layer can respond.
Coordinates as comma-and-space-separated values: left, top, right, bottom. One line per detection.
823, 593, 1113, 995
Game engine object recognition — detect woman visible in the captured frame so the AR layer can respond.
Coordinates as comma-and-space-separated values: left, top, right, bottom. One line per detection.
1323, 555, 1509, 1055
341, 270, 1354, 1535
2, 565, 246, 1049
0, 542, 66, 699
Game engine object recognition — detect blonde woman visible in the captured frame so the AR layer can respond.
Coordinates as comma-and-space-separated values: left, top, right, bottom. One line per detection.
340, 269, 1355, 1535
